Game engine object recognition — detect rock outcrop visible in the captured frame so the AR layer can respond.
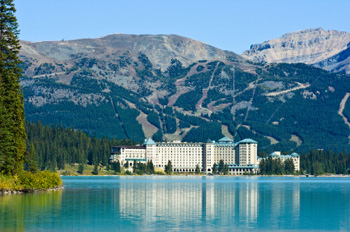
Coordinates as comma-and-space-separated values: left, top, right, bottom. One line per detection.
313, 42, 350, 74
242, 28, 350, 73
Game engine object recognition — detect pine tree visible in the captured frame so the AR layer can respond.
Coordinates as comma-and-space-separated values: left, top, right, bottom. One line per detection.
0, 103, 15, 173
165, 160, 172, 174
115, 161, 121, 173
0, 0, 26, 175
195, 164, 200, 174
148, 160, 154, 173
78, 163, 84, 174
133, 160, 137, 173
212, 163, 217, 174
259, 159, 267, 175
218, 160, 225, 174
24, 142, 38, 173
223, 164, 229, 175
92, 164, 98, 175
284, 159, 295, 174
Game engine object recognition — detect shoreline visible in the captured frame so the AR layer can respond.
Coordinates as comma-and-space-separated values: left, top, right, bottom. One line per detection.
60, 174, 350, 178
0, 185, 64, 195
3, 174, 349, 195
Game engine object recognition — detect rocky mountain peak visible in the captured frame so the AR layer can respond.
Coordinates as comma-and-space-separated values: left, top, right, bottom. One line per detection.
242, 28, 350, 65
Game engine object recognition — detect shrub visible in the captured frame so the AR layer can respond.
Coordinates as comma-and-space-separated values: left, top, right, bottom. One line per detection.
18, 171, 62, 190
0, 175, 22, 191
125, 170, 132, 175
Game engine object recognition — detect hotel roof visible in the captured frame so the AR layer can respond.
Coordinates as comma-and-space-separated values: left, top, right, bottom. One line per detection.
268, 152, 300, 158
237, 138, 258, 144
143, 138, 156, 145
218, 136, 234, 143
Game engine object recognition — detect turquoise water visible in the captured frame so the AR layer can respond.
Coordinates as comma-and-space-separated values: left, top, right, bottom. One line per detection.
1, 176, 350, 231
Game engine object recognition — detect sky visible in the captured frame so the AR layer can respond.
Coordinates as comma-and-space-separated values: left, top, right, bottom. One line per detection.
15, 0, 350, 54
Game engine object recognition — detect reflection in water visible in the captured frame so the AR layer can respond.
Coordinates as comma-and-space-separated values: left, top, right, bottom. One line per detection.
1, 177, 350, 231
0, 190, 62, 231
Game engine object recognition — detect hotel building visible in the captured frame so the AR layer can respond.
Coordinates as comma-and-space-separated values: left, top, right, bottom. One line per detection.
110, 136, 259, 174
258, 151, 300, 171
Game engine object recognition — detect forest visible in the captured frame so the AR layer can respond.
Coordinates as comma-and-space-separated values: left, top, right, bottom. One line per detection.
300, 149, 350, 175
25, 121, 133, 171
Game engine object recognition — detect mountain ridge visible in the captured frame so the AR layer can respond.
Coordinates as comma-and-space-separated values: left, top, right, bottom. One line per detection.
242, 28, 350, 73
20, 33, 242, 71
18, 32, 350, 154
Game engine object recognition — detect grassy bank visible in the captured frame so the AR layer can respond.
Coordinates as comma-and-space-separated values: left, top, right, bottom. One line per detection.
0, 171, 62, 192
59, 164, 166, 176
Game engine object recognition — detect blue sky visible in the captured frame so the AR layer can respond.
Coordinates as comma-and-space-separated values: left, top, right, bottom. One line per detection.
15, 0, 350, 54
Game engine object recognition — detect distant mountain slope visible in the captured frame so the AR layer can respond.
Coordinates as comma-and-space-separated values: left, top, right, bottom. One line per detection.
242, 28, 350, 73
19, 33, 350, 153
20, 34, 242, 71
313, 42, 350, 74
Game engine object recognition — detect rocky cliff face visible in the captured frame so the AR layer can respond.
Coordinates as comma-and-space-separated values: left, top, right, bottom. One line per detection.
20, 34, 242, 70
242, 28, 350, 73
313, 42, 350, 74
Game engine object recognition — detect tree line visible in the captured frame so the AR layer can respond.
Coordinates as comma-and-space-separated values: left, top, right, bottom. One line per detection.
300, 149, 350, 175
25, 121, 133, 171
259, 157, 295, 175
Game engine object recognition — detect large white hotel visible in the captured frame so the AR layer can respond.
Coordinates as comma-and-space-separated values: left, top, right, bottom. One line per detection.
110, 136, 260, 175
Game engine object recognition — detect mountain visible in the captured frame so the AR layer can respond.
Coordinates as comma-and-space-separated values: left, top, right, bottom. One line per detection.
19, 33, 350, 153
242, 28, 350, 73
313, 42, 350, 73
20, 34, 242, 71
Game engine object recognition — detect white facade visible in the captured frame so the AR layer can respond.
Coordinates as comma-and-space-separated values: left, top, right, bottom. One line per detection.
110, 137, 259, 174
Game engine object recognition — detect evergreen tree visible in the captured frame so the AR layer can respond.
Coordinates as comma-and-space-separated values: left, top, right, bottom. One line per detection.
165, 160, 172, 174
259, 159, 267, 175
92, 164, 98, 175
150, 160, 155, 173
24, 143, 38, 173
111, 161, 116, 172
223, 164, 229, 175
0, 104, 15, 174
78, 163, 84, 174
0, 0, 27, 175
133, 160, 137, 173
57, 153, 65, 170
147, 160, 154, 174
218, 160, 225, 174
195, 164, 200, 174
284, 159, 295, 174
212, 163, 218, 174
125, 161, 129, 168
115, 161, 121, 173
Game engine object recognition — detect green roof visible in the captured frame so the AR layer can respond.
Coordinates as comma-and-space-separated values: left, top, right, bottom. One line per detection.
143, 138, 156, 145
238, 138, 257, 144
218, 136, 234, 143
270, 152, 280, 157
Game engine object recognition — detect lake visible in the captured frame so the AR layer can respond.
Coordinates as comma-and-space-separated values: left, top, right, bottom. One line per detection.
1, 176, 350, 231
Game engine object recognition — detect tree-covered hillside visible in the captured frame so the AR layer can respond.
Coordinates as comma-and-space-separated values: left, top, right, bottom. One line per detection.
20, 44, 350, 153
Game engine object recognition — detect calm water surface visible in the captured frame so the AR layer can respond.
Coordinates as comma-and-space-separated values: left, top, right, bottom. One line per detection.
1, 176, 350, 231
